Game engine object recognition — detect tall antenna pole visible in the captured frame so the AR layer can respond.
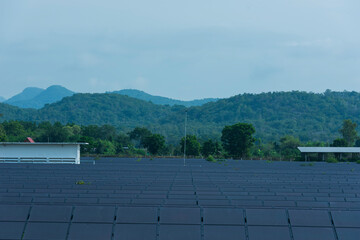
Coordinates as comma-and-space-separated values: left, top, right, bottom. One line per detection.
183, 110, 187, 166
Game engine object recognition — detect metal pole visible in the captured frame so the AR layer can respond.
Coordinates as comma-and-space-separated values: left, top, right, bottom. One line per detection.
183, 110, 187, 166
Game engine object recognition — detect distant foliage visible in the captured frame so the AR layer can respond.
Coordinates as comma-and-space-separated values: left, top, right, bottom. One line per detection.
1, 90, 360, 152
180, 135, 201, 156
221, 123, 255, 158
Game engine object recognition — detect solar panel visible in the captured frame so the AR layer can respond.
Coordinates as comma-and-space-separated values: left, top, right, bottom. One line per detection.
132, 198, 164, 205
29, 205, 72, 222
116, 207, 158, 223
204, 225, 246, 240
0, 205, 30, 221
72, 206, 115, 223
292, 227, 336, 240
0, 222, 25, 239
99, 198, 131, 204
246, 209, 288, 226
296, 201, 329, 208
114, 224, 157, 240
160, 207, 201, 224
247, 226, 291, 240
32, 197, 65, 203
67, 223, 113, 240
23, 222, 69, 240
332, 211, 360, 227
159, 225, 201, 240
336, 228, 360, 240
288, 210, 332, 227
65, 197, 98, 204
263, 200, 296, 207
204, 208, 244, 225
198, 199, 230, 206
164, 199, 197, 206
1, 158, 360, 239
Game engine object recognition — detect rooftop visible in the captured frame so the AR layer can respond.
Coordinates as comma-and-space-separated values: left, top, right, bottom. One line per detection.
298, 147, 360, 153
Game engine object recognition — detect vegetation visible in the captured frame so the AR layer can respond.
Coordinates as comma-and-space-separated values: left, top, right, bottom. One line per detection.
326, 157, 339, 163
1, 90, 360, 161
180, 135, 201, 156
206, 155, 216, 162
113, 89, 218, 107
1, 90, 360, 144
339, 119, 358, 146
221, 123, 255, 158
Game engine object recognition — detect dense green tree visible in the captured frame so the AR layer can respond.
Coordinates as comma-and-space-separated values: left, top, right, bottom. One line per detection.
201, 140, 222, 157
0, 124, 7, 141
355, 139, 360, 147
221, 123, 255, 158
81, 125, 103, 139
143, 134, 166, 155
180, 135, 201, 156
128, 127, 152, 147
339, 119, 358, 146
331, 138, 347, 147
95, 139, 116, 155
2, 121, 26, 141
100, 124, 117, 141
78, 136, 97, 153
114, 134, 131, 153
279, 135, 301, 159
37, 122, 69, 142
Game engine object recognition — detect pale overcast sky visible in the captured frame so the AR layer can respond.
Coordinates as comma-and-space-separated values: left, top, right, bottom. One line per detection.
0, 0, 359, 100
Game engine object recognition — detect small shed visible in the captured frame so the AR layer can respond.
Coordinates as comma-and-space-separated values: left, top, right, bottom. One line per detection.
0, 142, 87, 164
298, 147, 360, 161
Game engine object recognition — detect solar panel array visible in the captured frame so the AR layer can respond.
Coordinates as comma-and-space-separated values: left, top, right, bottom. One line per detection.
0, 158, 359, 239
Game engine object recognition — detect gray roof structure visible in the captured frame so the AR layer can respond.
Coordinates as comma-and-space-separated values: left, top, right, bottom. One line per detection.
298, 147, 360, 153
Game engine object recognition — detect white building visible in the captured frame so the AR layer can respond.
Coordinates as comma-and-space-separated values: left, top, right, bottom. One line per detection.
0, 142, 87, 164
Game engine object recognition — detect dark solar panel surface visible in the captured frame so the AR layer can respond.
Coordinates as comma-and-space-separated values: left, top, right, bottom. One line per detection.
0, 157, 359, 239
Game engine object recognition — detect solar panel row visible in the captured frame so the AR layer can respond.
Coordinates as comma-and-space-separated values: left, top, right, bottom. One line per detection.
0, 158, 359, 240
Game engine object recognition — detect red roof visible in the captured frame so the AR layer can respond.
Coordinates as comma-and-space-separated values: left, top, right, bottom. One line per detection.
24, 137, 35, 143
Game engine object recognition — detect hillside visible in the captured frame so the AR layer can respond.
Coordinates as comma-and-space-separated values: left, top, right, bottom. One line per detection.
0, 102, 36, 121
113, 89, 219, 107
1, 90, 359, 143
0, 96, 5, 102
5, 85, 74, 109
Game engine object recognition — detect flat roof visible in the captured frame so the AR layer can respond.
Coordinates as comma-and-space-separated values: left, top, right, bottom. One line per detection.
298, 147, 360, 153
0, 142, 88, 145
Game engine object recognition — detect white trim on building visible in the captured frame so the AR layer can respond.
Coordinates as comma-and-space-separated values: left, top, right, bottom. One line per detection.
0, 142, 88, 164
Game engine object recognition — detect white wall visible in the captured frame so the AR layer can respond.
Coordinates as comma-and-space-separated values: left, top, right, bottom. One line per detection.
0, 144, 80, 164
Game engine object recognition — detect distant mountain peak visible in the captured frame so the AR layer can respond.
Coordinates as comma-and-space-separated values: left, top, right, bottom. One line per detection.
5, 85, 75, 109
5, 87, 44, 104
113, 89, 219, 107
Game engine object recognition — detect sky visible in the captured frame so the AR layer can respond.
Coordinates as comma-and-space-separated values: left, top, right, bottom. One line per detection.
0, 0, 359, 100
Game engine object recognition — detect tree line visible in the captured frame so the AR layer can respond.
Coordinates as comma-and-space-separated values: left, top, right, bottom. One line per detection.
0, 119, 358, 160
2, 90, 360, 145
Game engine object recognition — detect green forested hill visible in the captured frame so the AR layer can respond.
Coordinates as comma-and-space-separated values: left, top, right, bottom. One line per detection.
1, 90, 359, 143
113, 89, 219, 107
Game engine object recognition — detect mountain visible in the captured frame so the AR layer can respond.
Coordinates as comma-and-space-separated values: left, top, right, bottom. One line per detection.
1, 90, 360, 143
113, 89, 219, 107
0, 96, 5, 102
5, 85, 74, 109
5, 87, 44, 104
